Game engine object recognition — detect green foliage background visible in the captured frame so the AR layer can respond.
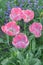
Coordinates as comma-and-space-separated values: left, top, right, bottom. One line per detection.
0, 0, 43, 65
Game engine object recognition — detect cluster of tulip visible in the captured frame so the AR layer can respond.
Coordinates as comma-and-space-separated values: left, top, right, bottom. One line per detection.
1, 8, 42, 48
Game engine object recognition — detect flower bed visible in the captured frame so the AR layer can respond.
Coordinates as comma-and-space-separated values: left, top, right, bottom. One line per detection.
0, 0, 43, 65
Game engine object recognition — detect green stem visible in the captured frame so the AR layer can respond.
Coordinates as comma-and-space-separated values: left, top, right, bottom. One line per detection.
6, 35, 10, 46
24, 23, 26, 34
29, 35, 35, 51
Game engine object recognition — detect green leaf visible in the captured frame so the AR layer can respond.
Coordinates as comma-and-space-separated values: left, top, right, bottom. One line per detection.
1, 58, 9, 65
6, 35, 9, 46
29, 35, 34, 42
35, 47, 41, 58
34, 58, 41, 65
17, 51, 24, 61
29, 58, 41, 65
1, 57, 16, 65
31, 39, 36, 53
0, 38, 4, 43
10, 47, 17, 57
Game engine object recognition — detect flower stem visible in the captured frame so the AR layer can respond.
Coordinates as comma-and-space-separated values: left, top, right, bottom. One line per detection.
6, 35, 10, 46
24, 23, 26, 34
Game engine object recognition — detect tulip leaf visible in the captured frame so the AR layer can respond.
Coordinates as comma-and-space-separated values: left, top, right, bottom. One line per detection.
0, 38, 4, 43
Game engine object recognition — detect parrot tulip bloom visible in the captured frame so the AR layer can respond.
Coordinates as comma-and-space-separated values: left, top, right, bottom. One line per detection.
1, 21, 20, 36
22, 10, 34, 23
12, 33, 29, 48
10, 8, 22, 21
29, 22, 42, 37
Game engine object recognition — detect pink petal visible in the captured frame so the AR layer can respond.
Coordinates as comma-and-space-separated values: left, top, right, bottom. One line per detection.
12, 33, 29, 48
1, 21, 20, 36
22, 10, 34, 23
10, 8, 22, 21
29, 22, 42, 37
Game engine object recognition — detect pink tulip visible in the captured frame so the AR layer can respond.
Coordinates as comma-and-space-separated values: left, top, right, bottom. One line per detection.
10, 8, 22, 21
1, 21, 20, 36
29, 22, 42, 37
22, 10, 34, 23
12, 33, 29, 48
